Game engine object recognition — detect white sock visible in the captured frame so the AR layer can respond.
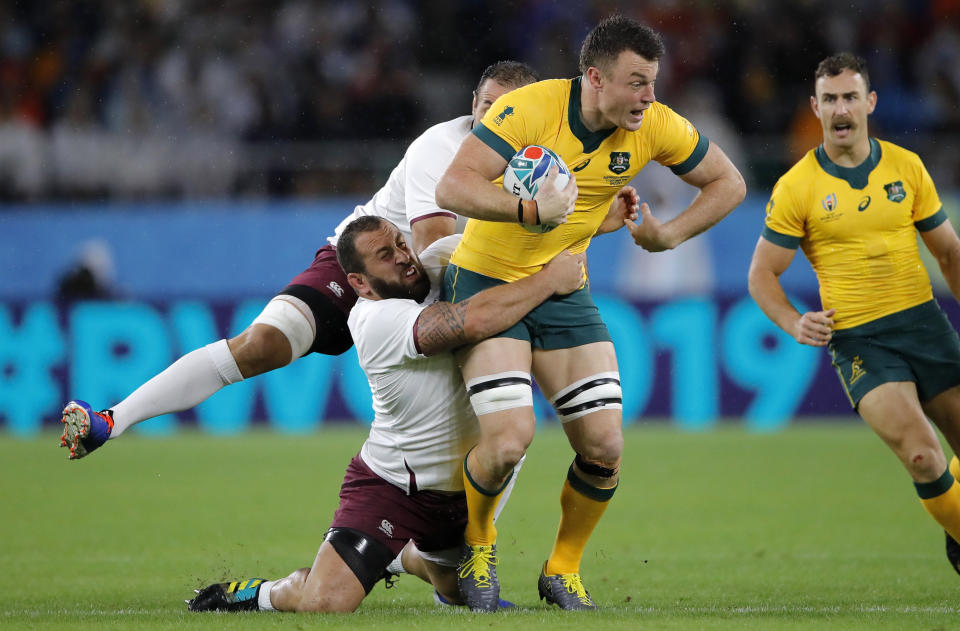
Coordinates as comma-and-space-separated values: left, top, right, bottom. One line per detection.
257, 580, 276, 611
109, 340, 243, 437
385, 552, 406, 575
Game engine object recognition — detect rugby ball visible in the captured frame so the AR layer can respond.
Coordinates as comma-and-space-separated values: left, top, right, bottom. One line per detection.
503, 145, 570, 233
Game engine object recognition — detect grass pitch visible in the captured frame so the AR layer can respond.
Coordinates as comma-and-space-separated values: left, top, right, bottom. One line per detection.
2, 421, 958, 629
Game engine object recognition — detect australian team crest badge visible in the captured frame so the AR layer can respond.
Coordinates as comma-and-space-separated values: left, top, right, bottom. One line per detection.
821, 193, 837, 212
884, 181, 906, 203
608, 151, 630, 174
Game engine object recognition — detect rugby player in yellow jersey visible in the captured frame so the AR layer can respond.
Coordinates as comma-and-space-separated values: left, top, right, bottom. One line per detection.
749, 52, 960, 576
435, 15, 745, 611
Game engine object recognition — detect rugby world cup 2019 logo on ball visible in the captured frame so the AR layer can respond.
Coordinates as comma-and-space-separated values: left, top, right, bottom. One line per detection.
503, 145, 570, 234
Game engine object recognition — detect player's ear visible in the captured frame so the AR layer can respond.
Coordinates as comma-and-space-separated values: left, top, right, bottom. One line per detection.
586, 66, 604, 90
347, 272, 369, 296
866, 90, 877, 114
809, 95, 820, 119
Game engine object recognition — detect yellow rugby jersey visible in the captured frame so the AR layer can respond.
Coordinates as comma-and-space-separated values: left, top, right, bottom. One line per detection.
762, 138, 944, 329
451, 77, 708, 281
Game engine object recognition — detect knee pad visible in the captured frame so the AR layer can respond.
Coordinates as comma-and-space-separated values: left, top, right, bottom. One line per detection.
251, 296, 316, 360
550, 372, 622, 423
324, 527, 395, 594
465, 371, 533, 416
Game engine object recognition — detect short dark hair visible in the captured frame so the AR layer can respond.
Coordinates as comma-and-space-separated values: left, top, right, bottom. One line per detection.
579, 15, 665, 75
475, 60, 539, 93
815, 53, 870, 92
336, 216, 387, 274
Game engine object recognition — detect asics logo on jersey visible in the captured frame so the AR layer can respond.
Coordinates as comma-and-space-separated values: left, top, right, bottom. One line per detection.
858, 196, 871, 211
821, 193, 837, 212
327, 281, 344, 297
379, 519, 394, 536
572, 158, 591, 172
493, 106, 515, 126
884, 181, 906, 203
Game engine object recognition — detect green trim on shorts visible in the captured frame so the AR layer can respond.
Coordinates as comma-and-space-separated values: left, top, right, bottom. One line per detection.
443, 264, 611, 350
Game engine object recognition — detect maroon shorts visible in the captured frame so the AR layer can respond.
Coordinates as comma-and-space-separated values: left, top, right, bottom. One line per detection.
330, 454, 468, 556
278, 245, 357, 356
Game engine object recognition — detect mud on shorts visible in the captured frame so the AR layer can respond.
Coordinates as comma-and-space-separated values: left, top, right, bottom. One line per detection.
442, 264, 611, 350
828, 300, 960, 408
279, 244, 356, 355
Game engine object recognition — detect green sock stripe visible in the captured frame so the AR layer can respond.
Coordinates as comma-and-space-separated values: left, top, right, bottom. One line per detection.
915, 468, 955, 499
567, 464, 617, 502
463, 452, 513, 497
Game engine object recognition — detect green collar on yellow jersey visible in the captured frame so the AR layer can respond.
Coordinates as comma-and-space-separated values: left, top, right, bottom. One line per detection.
814, 137, 881, 190
569, 76, 618, 153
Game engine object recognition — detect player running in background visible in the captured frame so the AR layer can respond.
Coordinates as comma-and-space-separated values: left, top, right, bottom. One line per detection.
748, 53, 960, 575
59, 60, 538, 459
435, 15, 745, 611
187, 218, 586, 613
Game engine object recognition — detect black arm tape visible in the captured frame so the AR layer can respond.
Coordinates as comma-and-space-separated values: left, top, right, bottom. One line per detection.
324, 527, 396, 594
574, 453, 618, 479
277, 284, 353, 356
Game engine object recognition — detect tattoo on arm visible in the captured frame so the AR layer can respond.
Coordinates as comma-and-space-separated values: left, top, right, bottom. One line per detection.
414, 300, 471, 356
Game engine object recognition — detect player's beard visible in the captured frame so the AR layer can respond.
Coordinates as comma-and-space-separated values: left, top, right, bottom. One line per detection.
369, 266, 430, 303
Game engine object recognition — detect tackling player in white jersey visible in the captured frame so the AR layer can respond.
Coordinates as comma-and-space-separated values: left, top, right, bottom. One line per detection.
186, 217, 586, 613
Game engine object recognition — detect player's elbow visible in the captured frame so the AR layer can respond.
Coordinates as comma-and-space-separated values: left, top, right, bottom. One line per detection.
435, 169, 459, 211
747, 263, 781, 309
746, 259, 766, 302
728, 168, 747, 205
936, 239, 960, 274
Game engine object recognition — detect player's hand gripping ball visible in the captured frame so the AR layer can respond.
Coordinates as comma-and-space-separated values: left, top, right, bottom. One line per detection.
503, 145, 570, 233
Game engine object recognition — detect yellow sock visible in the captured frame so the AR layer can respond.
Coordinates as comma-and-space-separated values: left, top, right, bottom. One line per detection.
463, 456, 510, 546
546, 473, 616, 576
917, 468, 960, 541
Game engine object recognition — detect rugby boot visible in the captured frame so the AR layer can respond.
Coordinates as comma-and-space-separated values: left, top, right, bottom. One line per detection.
457, 543, 500, 612
946, 531, 960, 575
433, 589, 516, 609
382, 570, 400, 589
187, 579, 266, 612
537, 563, 596, 610
60, 400, 114, 459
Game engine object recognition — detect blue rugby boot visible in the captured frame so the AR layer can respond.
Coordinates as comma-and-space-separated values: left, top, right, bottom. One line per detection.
187, 579, 266, 612
60, 400, 114, 460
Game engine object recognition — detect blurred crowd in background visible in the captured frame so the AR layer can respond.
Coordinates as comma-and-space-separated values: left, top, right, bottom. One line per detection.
1, 0, 959, 201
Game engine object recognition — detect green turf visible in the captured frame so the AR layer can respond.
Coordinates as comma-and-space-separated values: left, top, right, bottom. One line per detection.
2, 421, 958, 629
